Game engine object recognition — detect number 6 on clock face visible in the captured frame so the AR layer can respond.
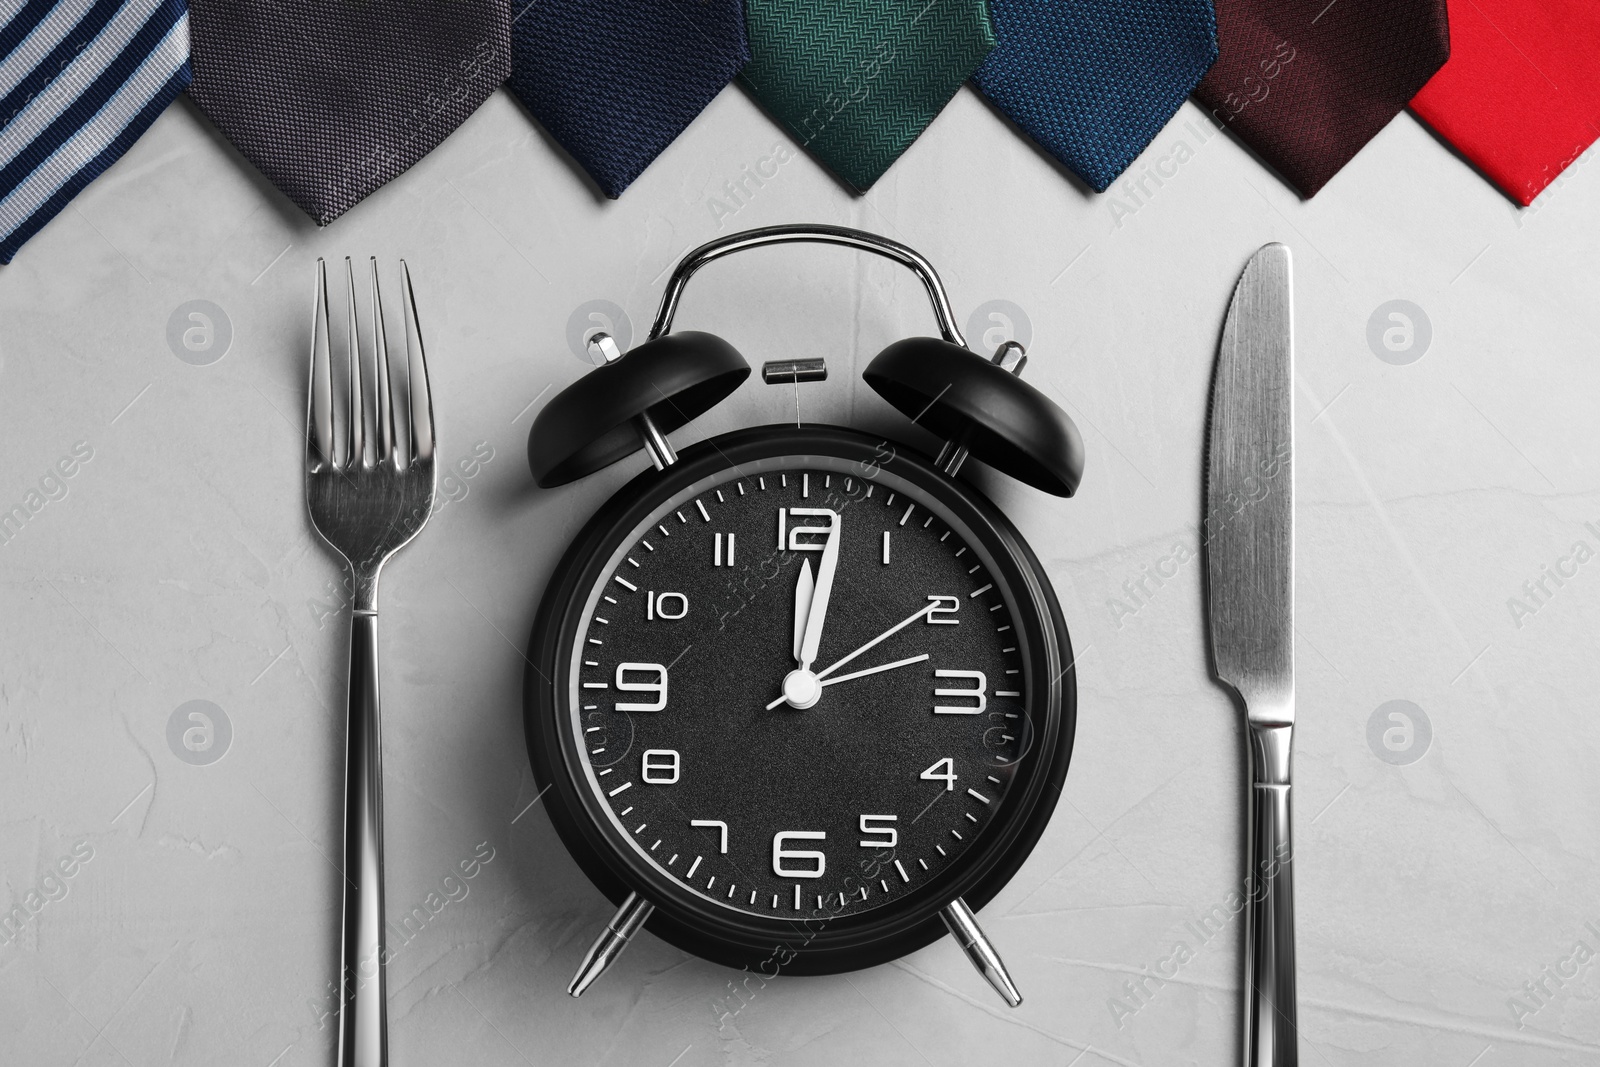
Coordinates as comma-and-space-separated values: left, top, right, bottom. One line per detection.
774, 831, 827, 878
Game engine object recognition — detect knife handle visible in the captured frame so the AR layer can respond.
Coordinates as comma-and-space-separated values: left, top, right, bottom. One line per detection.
1245, 724, 1297, 1067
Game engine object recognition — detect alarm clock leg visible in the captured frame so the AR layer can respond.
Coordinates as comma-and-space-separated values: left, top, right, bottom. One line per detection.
568, 892, 655, 997
942, 897, 1023, 1008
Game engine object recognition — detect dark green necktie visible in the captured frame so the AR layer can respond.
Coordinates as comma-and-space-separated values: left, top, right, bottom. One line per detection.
740, 0, 996, 192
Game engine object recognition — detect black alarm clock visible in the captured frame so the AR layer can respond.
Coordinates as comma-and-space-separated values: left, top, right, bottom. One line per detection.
524, 225, 1085, 1006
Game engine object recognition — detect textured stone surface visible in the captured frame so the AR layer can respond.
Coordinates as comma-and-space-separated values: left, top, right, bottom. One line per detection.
0, 84, 1597, 1066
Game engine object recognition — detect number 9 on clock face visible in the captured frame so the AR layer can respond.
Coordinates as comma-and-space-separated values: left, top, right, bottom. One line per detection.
524, 427, 1075, 973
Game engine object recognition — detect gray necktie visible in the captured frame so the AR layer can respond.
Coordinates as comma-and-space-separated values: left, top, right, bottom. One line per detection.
186, 0, 511, 224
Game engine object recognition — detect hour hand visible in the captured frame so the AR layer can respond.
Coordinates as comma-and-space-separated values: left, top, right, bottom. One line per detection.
792, 559, 814, 664
791, 508, 841, 671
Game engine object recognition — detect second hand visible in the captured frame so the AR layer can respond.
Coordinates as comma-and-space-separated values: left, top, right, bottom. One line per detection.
816, 601, 938, 680
765, 602, 940, 711
819, 653, 929, 687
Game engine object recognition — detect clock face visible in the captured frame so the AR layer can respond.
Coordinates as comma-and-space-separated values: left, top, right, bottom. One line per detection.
527, 427, 1073, 972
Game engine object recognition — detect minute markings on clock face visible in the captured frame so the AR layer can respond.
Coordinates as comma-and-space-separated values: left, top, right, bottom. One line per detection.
566, 459, 1029, 919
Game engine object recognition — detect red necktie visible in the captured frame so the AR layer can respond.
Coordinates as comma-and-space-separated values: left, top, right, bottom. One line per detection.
1410, 0, 1600, 206
1194, 0, 1450, 197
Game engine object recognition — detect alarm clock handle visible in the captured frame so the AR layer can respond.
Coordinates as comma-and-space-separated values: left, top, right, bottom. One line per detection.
647, 224, 969, 348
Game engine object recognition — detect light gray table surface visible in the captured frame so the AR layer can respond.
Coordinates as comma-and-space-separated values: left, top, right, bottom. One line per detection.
2, 84, 1598, 1067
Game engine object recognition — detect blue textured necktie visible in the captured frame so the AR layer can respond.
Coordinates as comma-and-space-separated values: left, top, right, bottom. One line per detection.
0, 0, 192, 263
507, 0, 749, 198
973, 0, 1218, 192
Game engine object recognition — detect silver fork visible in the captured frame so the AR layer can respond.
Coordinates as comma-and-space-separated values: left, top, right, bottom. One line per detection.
306, 257, 436, 1067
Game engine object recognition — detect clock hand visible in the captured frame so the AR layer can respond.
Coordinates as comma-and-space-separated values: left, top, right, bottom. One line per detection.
792, 558, 814, 663
820, 653, 929, 687
815, 600, 941, 681
791, 508, 840, 671
765, 653, 929, 709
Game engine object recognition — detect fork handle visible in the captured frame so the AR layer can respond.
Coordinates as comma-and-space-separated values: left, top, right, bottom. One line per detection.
339, 610, 387, 1067
1245, 723, 1297, 1067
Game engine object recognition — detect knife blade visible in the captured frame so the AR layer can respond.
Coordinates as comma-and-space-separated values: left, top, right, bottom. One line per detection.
1203, 243, 1297, 1067
1207, 243, 1294, 710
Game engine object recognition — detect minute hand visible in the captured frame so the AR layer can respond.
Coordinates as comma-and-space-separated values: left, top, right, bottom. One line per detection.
815, 600, 940, 681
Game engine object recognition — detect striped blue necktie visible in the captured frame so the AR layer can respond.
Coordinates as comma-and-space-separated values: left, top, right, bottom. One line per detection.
973, 0, 1218, 193
0, 0, 191, 263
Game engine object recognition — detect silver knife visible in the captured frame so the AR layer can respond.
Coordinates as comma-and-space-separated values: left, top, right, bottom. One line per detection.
1204, 243, 1296, 1067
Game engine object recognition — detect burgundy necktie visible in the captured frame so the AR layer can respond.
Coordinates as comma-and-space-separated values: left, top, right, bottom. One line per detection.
1193, 0, 1450, 197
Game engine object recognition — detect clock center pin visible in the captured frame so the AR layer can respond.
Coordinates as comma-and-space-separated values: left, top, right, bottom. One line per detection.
781, 669, 822, 709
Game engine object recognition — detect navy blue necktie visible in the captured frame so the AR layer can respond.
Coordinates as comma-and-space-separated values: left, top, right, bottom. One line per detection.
973, 0, 1218, 192
507, 0, 749, 198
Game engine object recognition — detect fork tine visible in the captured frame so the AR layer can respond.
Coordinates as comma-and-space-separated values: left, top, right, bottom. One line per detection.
345, 257, 365, 469
308, 259, 334, 471
370, 258, 397, 467
400, 260, 435, 463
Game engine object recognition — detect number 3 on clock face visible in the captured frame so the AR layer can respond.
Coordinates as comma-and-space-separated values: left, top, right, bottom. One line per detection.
525, 426, 1075, 974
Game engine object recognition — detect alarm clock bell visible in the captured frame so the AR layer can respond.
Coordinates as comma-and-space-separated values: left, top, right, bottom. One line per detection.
529, 225, 1083, 498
